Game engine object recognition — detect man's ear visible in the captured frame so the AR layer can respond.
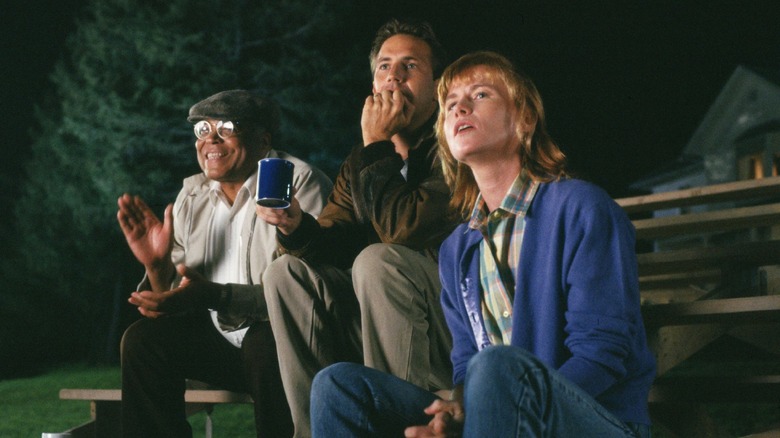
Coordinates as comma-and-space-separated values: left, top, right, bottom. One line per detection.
251, 130, 273, 157
260, 131, 273, 153
432, 78, 440, 101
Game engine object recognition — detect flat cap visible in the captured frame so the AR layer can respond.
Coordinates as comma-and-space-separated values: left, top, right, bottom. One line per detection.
187, 89, 279, 137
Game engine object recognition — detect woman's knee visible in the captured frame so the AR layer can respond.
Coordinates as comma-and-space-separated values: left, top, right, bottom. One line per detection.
312, 363, 364, 402
466, 346, 543, 387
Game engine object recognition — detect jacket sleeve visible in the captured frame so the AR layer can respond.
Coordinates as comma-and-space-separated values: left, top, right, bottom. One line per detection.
293, 165, 333, 220
218, 283, 264, 329
218, 162, 334, 329
278, 157, 371, 269
278, 139, 454, 268
356, 140, 453, 250
557, 192, 642, 398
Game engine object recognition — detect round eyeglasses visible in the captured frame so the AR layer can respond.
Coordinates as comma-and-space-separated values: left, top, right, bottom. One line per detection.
193, 120, 239, 140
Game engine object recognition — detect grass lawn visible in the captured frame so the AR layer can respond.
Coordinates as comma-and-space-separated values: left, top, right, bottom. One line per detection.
0, 364, 255, 437
1, 361, 777, 437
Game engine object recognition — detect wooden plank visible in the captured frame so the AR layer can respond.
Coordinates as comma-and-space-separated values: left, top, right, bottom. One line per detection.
639, 270, 721, 292
620, 179, 780, 434
648, 324, 726, 376
59, 388, 253, 404
58, 388, 252, 438
60, 389, 121, 401
640, 289, 711, 307
642, 295, 780, 327
616, 176, 780, 214
633, 203, 780, 240
637, 240, 780, 276
185, 390, 253, 403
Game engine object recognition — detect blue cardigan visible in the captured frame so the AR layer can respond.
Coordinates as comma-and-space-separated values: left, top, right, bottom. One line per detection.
439, 178, 656, 425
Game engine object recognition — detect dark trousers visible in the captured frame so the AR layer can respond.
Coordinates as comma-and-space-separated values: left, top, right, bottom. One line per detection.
120, 309, 293, 438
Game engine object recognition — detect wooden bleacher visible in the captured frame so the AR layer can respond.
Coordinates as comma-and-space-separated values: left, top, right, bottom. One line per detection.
56, 381, 252, 438
616, 176, 780, 438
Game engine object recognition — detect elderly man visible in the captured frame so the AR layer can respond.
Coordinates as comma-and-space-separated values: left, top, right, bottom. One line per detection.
256, 19, 457, 437
117, 90, 332, 438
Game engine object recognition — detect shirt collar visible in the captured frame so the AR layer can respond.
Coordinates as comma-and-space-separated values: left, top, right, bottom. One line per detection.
207, 171, 258, 209
468, 170, 539, 230
206, 149, 274, 207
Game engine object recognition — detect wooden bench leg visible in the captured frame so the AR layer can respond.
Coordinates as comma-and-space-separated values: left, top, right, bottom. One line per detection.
186, 401, 216, 437
60, 400, 221, 438
58, 388, 251, 437
205, 408, 213, 438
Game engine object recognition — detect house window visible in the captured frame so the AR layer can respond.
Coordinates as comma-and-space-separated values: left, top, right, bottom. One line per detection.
738, 152, 764, 180
752, 155, 764, 179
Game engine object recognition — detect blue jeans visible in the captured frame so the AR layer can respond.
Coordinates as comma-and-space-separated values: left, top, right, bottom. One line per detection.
311, 346, 650, 438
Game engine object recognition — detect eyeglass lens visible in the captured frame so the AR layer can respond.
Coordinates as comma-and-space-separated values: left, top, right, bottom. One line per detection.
194, 120, 236, 140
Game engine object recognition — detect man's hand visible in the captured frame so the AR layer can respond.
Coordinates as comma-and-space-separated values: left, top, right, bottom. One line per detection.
361, 89, 414, 145
404, 399, 465, 438
256, 194, 303, 236
117, 193, 174, 273
128, 264, 220, 318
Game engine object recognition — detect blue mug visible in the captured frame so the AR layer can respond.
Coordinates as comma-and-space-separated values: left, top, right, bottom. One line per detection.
256, 158, 294, 208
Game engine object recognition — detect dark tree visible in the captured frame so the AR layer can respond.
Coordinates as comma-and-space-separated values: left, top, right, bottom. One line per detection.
5, 0, 365, 373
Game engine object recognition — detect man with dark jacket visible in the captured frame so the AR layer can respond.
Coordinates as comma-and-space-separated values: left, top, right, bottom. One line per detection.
256, 19, 456, 437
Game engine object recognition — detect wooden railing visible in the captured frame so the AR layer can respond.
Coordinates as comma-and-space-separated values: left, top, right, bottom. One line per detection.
616, 176, 780, 438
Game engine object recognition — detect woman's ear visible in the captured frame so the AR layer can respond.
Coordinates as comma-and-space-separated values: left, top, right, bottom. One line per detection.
521, 110, 538, 133
516, 110, 537, 143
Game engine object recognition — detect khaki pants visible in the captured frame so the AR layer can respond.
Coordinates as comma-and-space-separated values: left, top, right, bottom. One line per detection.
263, 243, 452, 438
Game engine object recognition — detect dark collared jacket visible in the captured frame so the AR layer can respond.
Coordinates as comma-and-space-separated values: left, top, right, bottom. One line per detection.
278, 119, 456, 269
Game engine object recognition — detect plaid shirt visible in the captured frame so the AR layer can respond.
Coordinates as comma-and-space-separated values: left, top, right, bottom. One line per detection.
468, 171, 539, 345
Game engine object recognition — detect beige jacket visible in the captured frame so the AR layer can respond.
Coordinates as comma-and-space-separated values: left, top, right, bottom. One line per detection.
140, 149, 332, 331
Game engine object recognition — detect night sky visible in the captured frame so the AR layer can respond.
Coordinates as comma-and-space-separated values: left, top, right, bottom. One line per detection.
4, 1, 780, 197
